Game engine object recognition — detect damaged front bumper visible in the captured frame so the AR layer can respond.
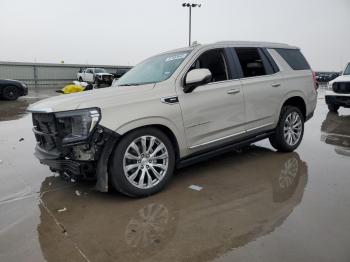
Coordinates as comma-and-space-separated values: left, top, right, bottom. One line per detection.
34, 124, 120, 192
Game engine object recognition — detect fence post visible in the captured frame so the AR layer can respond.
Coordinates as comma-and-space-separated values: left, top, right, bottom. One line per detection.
33, 64, 38, 89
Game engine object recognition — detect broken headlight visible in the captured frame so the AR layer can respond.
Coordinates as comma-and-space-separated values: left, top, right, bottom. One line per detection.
55, 108, 101, 145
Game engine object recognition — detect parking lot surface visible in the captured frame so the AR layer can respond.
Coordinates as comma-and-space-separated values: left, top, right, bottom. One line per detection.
0, 89, 349, 262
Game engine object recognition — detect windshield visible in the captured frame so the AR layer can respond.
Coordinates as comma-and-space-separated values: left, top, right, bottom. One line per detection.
344, 64, 350, 75
115, 50, 191, 86
95, 68, 107, 73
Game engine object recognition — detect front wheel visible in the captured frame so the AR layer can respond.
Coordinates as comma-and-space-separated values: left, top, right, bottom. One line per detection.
269, 106, 304, 152
110, 127, 175, 197
327, 103, 339, 113
94, 76, 99, 86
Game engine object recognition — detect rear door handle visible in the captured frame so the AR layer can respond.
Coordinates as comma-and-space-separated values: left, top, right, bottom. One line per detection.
272, 83, 281, 87
227, 89, 240, 95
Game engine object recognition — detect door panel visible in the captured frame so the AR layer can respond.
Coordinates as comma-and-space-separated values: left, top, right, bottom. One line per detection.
178, 80, 245, 149
85, 69, 94, 82
240, 74, 283, 130
232, 47, 283, 131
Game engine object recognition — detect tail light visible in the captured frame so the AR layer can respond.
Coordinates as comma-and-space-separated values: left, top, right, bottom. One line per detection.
312, 71, 319, 90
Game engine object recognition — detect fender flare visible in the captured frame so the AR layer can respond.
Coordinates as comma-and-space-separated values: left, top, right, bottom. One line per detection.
275, 91, 307, 121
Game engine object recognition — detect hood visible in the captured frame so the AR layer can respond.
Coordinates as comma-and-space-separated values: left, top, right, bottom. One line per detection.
329, 75, 350, 85
27, 84, 155, 113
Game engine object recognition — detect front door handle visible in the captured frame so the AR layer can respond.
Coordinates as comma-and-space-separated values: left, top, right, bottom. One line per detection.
272, 83, 281, 87
227, 89, 240, 95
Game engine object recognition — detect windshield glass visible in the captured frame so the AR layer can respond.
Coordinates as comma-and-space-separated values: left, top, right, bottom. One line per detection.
344, 64, 350, 75
114, 50, 191, 86
95, 68, 107, 73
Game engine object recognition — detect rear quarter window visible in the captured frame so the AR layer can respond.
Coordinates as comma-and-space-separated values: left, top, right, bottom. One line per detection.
274, 48, 310, 70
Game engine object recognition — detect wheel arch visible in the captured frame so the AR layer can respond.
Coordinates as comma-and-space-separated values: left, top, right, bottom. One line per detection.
279, 94, 307, 120
115, 118, 185, 161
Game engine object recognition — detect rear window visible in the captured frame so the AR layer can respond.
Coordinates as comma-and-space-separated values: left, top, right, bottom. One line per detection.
275, 48, 310, 70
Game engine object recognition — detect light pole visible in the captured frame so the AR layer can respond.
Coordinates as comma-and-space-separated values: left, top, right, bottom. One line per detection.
182, 3, 201, 46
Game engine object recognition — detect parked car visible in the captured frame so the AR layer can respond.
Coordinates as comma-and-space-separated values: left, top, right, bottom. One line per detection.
28, 41, 317, 197
325, 62, 350, 112
0, 79, 28, 100
112, 67, 132, 79
77, 68, 114, 85
316, 72, 340, 83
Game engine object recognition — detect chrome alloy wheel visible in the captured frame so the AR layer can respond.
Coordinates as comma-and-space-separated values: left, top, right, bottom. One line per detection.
283, 112, 303, 146
123, 135, 169, 189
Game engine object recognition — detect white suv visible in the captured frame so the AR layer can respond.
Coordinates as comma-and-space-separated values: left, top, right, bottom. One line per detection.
326, 62, 350, 112
28, 41, 317, 197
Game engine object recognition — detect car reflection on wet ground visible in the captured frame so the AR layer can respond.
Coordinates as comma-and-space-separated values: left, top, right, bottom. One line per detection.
0, 89, 350, 262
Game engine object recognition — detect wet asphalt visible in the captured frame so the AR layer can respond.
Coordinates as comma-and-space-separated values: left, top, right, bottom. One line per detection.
0, 89, 349, 262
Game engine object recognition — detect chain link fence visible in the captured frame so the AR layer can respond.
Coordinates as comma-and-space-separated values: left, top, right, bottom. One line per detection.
0, 61, 131, 89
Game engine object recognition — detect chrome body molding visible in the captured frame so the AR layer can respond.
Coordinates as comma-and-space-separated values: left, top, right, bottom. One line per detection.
190, 122, 274, 149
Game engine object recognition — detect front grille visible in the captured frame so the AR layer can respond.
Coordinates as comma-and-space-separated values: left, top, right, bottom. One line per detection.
333, 82, 350, 94
32, 113, 61, 153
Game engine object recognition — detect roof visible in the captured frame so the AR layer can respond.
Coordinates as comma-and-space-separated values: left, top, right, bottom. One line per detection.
212, 40, 299, 49
159, 40, 299, 57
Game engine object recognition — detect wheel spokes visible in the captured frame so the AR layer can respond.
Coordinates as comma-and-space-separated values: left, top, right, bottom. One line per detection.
284, 112, 302, 146
123, 135, 169, 189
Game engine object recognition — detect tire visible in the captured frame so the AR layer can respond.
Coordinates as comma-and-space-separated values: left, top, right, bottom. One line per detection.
269, 106, 304, 152
79, 77, 83, 82
327, 103, 339, 113
2, 86, 19, 101
110, 127, 175, 197
94, 77, 100, 87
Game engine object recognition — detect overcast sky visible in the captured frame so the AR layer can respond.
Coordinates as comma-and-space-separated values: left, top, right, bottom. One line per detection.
1, 0, 349, 71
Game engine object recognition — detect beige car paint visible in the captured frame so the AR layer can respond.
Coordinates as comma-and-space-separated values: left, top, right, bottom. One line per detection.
28, 41, 317, 159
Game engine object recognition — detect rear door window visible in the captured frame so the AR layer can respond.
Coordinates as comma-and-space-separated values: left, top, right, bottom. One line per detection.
235, 48, 268, 78
274, 48, 310, 70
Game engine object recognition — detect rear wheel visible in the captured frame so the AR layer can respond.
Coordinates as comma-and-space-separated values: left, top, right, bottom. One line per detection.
269, 106, 304, 152
79, 77, 83, 82
2, 86, 19, 100
327, 103, 339, 113
110, 127, 175, 197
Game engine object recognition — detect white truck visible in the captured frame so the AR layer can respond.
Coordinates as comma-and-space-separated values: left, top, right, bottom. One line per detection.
77, 68, 114, 85
326, 62, 350, 112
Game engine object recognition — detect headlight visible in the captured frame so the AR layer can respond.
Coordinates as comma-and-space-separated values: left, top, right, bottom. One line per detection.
55, 108, 101, 144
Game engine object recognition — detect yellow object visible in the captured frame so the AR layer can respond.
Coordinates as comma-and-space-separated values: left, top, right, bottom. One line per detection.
61, 84, 85, 94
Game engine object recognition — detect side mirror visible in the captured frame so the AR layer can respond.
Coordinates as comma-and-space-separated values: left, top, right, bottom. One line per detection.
184, 68, 212, 93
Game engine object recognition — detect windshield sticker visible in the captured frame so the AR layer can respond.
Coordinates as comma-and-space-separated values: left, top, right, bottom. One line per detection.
165, 53, 187, 62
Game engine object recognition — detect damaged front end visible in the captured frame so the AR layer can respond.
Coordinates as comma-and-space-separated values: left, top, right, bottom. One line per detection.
30, 108, 119, 192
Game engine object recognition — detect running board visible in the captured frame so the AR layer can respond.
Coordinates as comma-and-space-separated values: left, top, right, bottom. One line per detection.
177, 131, 275, 169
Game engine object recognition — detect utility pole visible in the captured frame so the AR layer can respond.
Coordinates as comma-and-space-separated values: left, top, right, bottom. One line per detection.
182, 3, 201, 46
